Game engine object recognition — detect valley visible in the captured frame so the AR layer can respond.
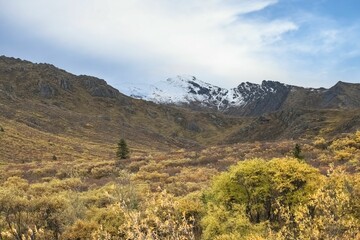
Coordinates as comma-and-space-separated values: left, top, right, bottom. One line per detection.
0, 56, 359, 239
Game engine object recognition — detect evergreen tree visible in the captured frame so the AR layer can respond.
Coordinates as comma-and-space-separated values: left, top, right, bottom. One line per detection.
117, 138, 130, 159
293, 143, 303, 159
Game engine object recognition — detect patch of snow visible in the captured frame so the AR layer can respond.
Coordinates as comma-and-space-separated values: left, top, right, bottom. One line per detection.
122, 76, 287, 111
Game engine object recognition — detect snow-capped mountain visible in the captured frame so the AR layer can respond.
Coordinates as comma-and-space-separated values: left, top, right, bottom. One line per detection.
123, 75, 229, 109
123, 75, 360, 116
123, 75, 292, 115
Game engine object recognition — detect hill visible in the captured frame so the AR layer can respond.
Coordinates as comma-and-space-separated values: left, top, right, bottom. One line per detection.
0, 56, 245, 155
1, 55, 360, 165
124, 75, 360, 116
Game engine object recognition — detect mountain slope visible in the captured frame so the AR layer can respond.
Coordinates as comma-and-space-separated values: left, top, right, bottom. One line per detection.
125, 75, 360, 116
1, 55, 360, 165
0, 56, 245, 154
125, 75, 291, 114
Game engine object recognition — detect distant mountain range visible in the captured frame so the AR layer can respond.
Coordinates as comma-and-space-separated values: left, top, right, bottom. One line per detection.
1, 55, 360, 152
0, 56, 245, 149
125, 75, 360, 116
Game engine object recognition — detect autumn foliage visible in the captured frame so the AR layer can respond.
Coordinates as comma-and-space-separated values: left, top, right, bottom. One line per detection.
0, 131, 359, 239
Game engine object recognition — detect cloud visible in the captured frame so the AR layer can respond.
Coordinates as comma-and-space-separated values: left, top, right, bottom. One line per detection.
268, 11, 360, 86
0, 0, 359, 88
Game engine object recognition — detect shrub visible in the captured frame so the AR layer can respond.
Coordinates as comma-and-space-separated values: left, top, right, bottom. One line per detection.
202, 158, 323, 239
313, 136, 328, 149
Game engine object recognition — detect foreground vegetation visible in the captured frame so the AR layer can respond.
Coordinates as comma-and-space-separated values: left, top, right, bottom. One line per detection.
0, 127, 359, 239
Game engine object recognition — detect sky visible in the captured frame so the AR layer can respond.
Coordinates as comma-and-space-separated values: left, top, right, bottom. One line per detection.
0, 0, 360, 91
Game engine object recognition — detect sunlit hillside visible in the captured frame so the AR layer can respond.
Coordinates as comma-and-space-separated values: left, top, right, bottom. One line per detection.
0, 57, 359, 239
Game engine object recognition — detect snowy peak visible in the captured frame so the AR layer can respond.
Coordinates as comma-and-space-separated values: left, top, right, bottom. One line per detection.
121, 75, 360, 116
125, 76, 292, 114
160, 75, 228, 104
126, 75, 230, 109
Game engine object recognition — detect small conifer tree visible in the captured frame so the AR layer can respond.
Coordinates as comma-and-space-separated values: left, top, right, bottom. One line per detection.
117, 138, 130, 159
293, 143, 303, 160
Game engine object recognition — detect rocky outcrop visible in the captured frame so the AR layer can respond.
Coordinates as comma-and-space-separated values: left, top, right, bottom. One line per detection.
38, 81, 56, 98
226, 81, 291, 116
80, 75, 120, 98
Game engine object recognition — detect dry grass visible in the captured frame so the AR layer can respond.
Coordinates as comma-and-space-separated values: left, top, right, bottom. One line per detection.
3, 112, 358, 198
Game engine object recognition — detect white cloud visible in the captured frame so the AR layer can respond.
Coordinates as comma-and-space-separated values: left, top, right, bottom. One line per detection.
0, 0, 299, 87
1, 0, 358, 88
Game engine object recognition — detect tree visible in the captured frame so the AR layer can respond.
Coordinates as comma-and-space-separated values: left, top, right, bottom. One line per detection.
293, 143, 303, 159
117, 138, 130, 160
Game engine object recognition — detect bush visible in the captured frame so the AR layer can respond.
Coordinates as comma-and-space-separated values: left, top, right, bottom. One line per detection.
313, 136, 328, 149
90, 165, 116, 179
202, 158, 323, 239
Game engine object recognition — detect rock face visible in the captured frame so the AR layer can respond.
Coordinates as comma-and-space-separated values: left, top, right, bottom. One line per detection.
38, 81, 56, 98
226, 81, 291, 116
59, 78, 72, 91
79, 75, 120, 98
125, 75, 360, 116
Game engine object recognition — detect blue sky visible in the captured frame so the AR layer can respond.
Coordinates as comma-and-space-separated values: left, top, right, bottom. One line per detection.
0, 0, 359, 90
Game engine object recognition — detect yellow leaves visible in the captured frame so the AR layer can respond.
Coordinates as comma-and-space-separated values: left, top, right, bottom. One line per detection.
0, 176, 87, 239
331, 133, 360, 150
3, 176, 29, 190
0, 178, 30, 213
90, 165, 116, 179
264, 166, 360, 240
1, 132, 360, 239
334, 147, 357, 161
201, 203, 266, 240
62, 220, 99, 240
313, 136, 327, 149
202, 156, 360, 239
203, 158, 316, 238
326, 132, 360, 169
62, 186, 198, 239
111, 190, 196, 240
308, 131, 360, 170
0, 230, 14, 238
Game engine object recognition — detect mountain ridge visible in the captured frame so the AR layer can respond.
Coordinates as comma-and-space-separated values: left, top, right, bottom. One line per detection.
1, 55, 360, 155
124, 75, 359, 116
0, 55, 245, 151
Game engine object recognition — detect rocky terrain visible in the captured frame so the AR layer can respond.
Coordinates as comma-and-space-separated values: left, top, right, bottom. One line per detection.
125, 75, 360, 116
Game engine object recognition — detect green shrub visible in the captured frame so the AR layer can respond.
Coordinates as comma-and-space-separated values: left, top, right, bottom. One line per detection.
202, 158, 323, 239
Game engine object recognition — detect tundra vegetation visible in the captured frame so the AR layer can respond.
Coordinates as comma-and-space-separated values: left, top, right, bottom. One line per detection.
0, 130, 359, 239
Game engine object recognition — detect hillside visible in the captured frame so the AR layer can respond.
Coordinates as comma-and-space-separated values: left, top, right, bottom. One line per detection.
1, 56, 360, 164
125, 75, 360, 116
0, 56, 359, 239
0, 56, 245, 154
